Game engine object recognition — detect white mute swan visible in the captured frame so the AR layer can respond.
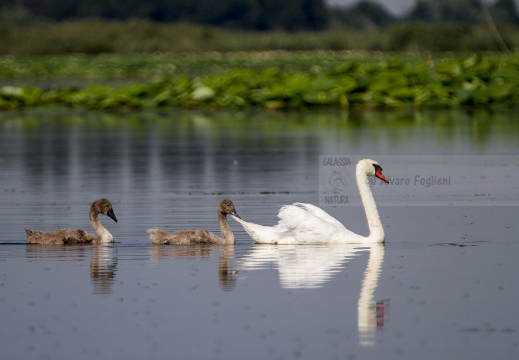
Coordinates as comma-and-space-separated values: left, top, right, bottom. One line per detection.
148, 199, 240, 245
232, 159, 389, 244
26, 198, 118, 245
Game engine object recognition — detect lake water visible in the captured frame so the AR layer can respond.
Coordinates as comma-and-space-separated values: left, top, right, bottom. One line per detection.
0, 109, 518, 360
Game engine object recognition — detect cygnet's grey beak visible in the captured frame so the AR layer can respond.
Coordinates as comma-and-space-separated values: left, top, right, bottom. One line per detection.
107, 209, 118, 223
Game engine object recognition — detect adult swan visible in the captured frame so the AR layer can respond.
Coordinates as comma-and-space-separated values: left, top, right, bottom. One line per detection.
232, 159, 389, 244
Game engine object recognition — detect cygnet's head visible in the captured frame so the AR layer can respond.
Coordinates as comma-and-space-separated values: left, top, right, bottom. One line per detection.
218, 199, 240, 218
92, 198, 118, 222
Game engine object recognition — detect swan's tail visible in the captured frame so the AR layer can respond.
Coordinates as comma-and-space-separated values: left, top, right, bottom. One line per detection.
231, 216, 280, 244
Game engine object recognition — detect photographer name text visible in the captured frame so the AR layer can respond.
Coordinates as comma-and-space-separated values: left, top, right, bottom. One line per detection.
372, 175, 451, 187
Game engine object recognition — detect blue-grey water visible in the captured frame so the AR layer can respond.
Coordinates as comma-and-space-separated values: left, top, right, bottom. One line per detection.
0, 109, 518, 360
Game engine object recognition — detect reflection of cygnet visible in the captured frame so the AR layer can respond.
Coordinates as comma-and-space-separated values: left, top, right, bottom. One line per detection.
219, 246, 238, 291
149, 244, 238, 292
90, 245, 118, 295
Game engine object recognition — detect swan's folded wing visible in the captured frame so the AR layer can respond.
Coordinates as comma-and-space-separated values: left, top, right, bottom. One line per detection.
26, 228, 95, 244
291, 203, 347, 229
277, 203, 355, 243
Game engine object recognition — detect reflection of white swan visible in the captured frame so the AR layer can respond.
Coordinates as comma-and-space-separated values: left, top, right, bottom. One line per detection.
232, 159, 389, 244
240, 245, 362, 289
358, 243, 387, 347
239, 243, 388, 346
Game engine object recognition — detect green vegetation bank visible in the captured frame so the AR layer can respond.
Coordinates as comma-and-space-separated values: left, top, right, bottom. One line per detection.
2, 0, 519, 112
2, 52, 519, 111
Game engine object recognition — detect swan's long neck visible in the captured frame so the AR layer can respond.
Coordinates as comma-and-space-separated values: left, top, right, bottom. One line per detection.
356, 167, 385, 243
90, 210, 113, 243
218, 213, 235, 244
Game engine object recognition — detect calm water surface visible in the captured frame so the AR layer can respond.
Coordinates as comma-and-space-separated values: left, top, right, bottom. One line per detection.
0, 109, 518, 360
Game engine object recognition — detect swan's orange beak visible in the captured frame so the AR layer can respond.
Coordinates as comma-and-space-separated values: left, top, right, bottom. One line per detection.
375, 168, 389, 183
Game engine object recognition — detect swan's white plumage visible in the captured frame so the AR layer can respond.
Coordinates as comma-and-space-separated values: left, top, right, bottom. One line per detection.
232, 159, 388, 244
232, 205, 356, 244
280, 203, 353, 233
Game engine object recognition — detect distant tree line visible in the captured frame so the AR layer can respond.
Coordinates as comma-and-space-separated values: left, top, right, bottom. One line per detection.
1, 0, 518, 30
0, 0, 327, 30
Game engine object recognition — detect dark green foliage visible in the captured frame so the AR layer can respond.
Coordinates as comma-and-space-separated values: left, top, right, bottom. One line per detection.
329, 1, 396, 29
2, 0, 519, 32
404, 0, 434, 22
0, 0, 327, 31
491, 0, 519, 24
0, 19, 517, 56
387, 23, 514, 52
403, 0, 519, 25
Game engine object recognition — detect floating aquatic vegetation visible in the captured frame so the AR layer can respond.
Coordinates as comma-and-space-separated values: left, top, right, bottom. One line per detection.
1, 53, 519, 110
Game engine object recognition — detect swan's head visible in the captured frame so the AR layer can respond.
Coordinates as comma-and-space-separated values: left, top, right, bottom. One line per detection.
219, 199, 241, 219
92, 198, 118, 222
358, 159, 389, 183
